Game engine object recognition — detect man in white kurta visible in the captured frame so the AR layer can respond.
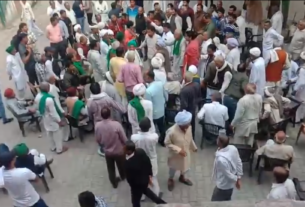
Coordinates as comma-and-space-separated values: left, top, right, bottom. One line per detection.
6, 46, 28, 100
127, 83, 155, 134
172, 29, 186, 79
131, 117, 160, 197
236, 10, 246, 45
162, 23, 175, 58
165, 110, 197, 191
270, 5, 283, 35
199, 32, 213, 77
226, 38, 240, 71
20, 0, 43, 36
281, 59, 298, 93
99, 29, 111, 60
231, 84, 262, 146
249, 47, 266, 97
262, 20, 284, 65
289, 20, 305, 61
292, 52, 305, 122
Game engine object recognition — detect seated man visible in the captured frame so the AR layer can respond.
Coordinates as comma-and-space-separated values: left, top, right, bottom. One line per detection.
13, 143, 50, 175
4, 88, 39, 123
197, 92, 228, 128
63, 61, 81, 89
78, 191, 107, 207
256, 131, 294, 170
65, 87, 88, 126
66, 53, 87, 76
262, 86, 291, 124
281, 59, 298, 95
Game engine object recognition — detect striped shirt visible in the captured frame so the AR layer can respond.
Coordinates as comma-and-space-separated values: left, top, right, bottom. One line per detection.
223, 23, 240, 38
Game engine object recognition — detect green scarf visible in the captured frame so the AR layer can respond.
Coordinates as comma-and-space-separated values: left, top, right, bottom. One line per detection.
173, 36, 183, 55
71, 100, 85, 120
73, 61, 86, 75
107, 48, 116, 70
39, 92, 63, 118
103, 39, 109, 46
129, 96, 145, 122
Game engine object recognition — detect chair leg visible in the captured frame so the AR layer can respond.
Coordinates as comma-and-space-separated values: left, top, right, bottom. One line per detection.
257, 167, 264, 184
40, 175, 50, 192
296, 125, 303, 145
35, 117, 41, 132
78, 128, 84, 142
18, 121, 26, 137
200, 128, 204, 149
69, 124, 74, 139
249, 159, 253, 177
255, 156, 261, 171
46, 164, 54, 178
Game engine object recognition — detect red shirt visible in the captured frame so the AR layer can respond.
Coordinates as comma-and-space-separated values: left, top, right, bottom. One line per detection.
108, 19, 126, 36
185, 39, 200, 67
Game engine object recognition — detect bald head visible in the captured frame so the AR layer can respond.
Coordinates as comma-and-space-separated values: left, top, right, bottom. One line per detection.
48, 76, 56, 84
214, 55, 225, 68
39, 82, 50, 92
184, 71, 193, 83
212, 92, 222, 103
245, 83, 256, 94
217, 129, 229, 148
273, 167, 289, 184
275, 131, 286, 143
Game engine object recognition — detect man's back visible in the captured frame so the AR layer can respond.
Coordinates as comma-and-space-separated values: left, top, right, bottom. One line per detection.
131, 132, 158, 160
237, 94, 262, 121
198, 102, 228, 128
3, 168, 39, 207
262, 143, 294, 161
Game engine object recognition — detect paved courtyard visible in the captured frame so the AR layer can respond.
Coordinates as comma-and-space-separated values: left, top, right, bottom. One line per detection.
0, 2, 305, 207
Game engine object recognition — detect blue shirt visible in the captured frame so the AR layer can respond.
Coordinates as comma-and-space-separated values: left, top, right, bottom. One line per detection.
144, 81, 168, 119
223, 23, 240, 38
72, 2, 85, 18
127, 6, 139, 23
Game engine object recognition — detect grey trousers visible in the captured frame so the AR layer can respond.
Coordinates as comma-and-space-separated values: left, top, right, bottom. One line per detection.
211, 187, 233, 201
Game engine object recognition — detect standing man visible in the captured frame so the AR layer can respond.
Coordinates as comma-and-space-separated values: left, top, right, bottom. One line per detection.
162, 23, 175, 58
231, 83, 262, 146
127, 0, 139, 24
60, 10, 74, 47
211, 130, 243, 201
64, 2, 77, 37
172, 29, 186, 79
135, 7, 147, 53
226, 38, 240, 71
144, 71, 168, 146
193, 3, 205, 34
235, 9, 246, 45
95, 107, 127, 188
131, 117, 160, 196
46, 17, 67, 60
0, 151, 49, 207
289, 19, 305, 62
165, 110, 197, 191
124, 140, 166, 207
249, 47, 266, 96
262, 20, 284, 65
180, 72, 201, 138
35, 82, 68, 154
73, 0, 87, 33
84, 0, 94, 25
18, 33, 38, 86
6, 45, 28, 100
20, 0, 43, 36
270, 4, 283, 35
88, 40, 106, 82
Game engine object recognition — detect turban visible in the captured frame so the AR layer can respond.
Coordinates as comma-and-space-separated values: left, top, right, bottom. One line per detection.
175, 110, 192, 125
249, 47, 261, 57
300, 51, 305, 60
213, 36, 220, 46
99, 29, 108, 37
151, 57, 163, 68
107, 29, 114, 35
214, 50, 226, 59
188, 65, 198, 75
226, 38, 239, 47
5, 45, 14, 54
14, 143, 29, 156
133, 83, 146, 96
97, 22, 105, 30
74, 24, 81, 32
127, 39, 137, 47
155, 53, 165, 63
156, 36, 166, 48
4, 88, 14, 98
116, 32, 124, 41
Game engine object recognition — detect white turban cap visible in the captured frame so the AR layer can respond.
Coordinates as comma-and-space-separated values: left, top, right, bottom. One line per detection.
97, 22, 105, 30
188, 65, 198, 75
175, 110, 192, 125
213, 36, 220, 46
133, 83, 146, 96
74, 24, 81, 32
226, 38, 239, 47
214, 50, 226, 59
151, 57, 163, 69
249, 47, 261, 57
99, 29, 108, 37
155, 53, 165, 63
107, 29, 114, 35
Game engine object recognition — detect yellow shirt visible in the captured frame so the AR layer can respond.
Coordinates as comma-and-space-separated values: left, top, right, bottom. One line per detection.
110, 57, 127, 98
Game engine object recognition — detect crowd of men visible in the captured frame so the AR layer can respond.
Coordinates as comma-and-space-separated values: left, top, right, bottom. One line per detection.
1, 0, 305, 206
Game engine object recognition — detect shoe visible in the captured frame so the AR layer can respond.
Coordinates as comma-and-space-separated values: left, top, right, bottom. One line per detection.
112, 177, 121, 188
167, 179, 174, 191
3, 118, 13, 124
97, 148, 105, 157
179, 175, 193, 186
57, 146, 68, 154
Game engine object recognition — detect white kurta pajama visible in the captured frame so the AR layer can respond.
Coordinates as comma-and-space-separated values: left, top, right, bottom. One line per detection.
249, 57, 266, 97
271, 11, 284, 35
236, 16, 246, 45
6, 53, 28, 100
199, 38, 213, 77
226, 47, 240, 71
20, 1, 44, 36
293, 67, 305, 122
262, 28, 284, 65
162, 31, 175, 58
231, 94, 262, 146
131, 131, 160, 196
172, 37, 186, 78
